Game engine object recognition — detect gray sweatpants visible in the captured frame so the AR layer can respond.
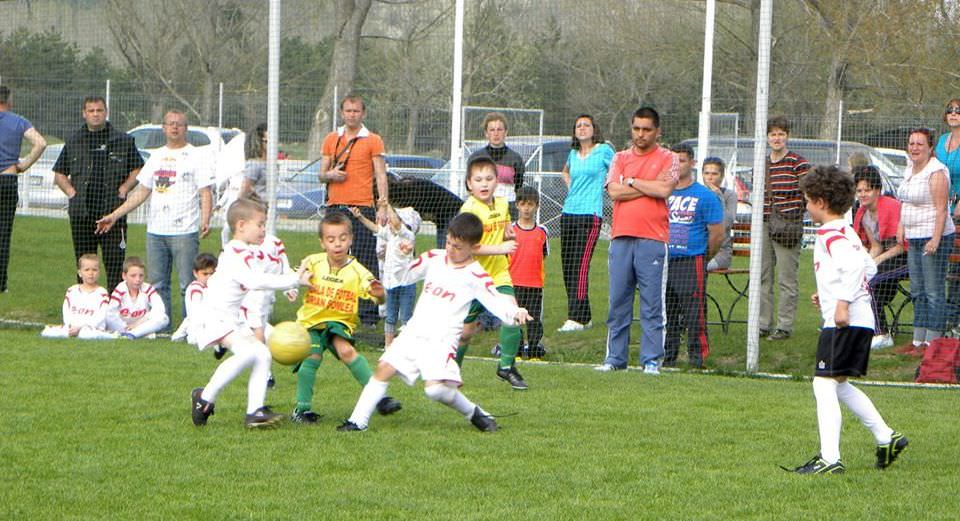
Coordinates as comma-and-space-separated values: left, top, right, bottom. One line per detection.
603, 237, 668, 367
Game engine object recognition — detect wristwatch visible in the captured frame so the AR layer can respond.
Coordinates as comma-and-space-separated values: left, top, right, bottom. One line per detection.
626, 177, 635, 187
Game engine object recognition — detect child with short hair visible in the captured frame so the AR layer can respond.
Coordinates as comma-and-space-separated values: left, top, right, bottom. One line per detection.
171, 253, 218, 350
509, 186, 548, 359
190, 198, 303, 429
337, 213, 531, 432
459, 154, 528, 390
292, 211, 401, 424
106, 256, 169, 339
783, 165, 908, 474
350, 203, 421, 347
41, 254, 116, 340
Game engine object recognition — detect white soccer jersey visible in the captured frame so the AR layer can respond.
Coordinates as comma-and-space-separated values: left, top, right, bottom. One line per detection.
107, 281, 168, 336
172, 279, 207, 343
62, 284, 111, 330
814, 219, 877, 329
376, 224, 416, 289
240, 233, 295, 329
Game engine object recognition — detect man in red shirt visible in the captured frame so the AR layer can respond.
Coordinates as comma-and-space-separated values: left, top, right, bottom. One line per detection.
596, 107, 679, 375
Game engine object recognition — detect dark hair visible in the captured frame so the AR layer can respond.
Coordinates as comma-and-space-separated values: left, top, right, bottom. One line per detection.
944, 98, 960, 124
340, 94, 365, 111
82, 96, 106, 110
465, 154, 497, 191
908, 127, 935, 148
570, 114, 604, 150
320, 210, 353, 235
702, 156, 726, 176
0, 86, 9, 105
227, 197, 267, 229
632, 107, 660, 128
516, 186, 540, 205
670, 143, 695, 159
447, 213, 484, 245
193, 252, 218, 272
799, 165, 855, 216
245, 122, 267, 160
852, 165, 882, 191
767, 115, 791, 134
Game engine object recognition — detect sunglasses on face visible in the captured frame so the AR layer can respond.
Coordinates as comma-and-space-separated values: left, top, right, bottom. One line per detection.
946, 107, 960, 115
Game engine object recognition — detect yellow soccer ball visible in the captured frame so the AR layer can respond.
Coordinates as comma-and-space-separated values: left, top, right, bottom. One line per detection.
267, 321, 311, 365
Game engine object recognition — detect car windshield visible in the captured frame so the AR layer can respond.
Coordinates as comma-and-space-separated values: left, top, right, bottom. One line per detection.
132, 129, 211, 149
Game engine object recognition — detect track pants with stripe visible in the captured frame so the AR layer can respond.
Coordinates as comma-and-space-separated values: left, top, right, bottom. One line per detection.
560, 213, 602, 324
663, 254, 709, 367
604, 237, 667, 367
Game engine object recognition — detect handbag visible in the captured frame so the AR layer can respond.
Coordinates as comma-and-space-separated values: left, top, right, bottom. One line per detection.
765, 167, 804, 248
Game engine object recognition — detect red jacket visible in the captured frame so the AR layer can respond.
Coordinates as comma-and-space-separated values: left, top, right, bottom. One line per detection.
853, 195, 902, 249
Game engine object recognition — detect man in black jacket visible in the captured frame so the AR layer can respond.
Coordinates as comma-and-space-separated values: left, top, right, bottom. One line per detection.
53, 96, 144, 292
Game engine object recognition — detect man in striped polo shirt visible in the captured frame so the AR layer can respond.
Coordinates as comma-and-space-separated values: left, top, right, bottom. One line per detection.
761, 116, 811, 341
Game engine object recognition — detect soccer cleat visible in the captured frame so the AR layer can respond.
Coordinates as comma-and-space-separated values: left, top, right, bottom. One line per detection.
290, 409, 322, 424
266, 375, 276, 389
244, 406, 284, 429
768, 329, 791, 341
876, 432, 909, 469
376, 396, 403, 416
191, 387, 215, 426
781, 454, 845, 475
469, 407, 498, 432
496, 366, 529, 390
643, 361, 661, 375
594, 363, 625, 372
119, 332, 136, 340
336, 420, 367, 432
213, 345, 227, 360
871, 334, 894, 350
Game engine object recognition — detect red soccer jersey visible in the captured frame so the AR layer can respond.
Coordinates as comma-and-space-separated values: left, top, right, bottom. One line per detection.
508, 222, 548, 288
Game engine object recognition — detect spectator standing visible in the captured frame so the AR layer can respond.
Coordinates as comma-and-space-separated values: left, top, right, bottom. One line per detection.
897, 128, 954, 350
468, 112, 525, 220
319, 95, 389, 326
0, 86, 46, 293
760, 116, 810, 341
95, 110, 213, 326
558, 114, 614, 332
936, 98, 960, 328
702, 157, 738, 271
53, 96, 144, 292
240, 122, 268, 200
595, 107, 679, 375
663, 144, 724, 368
509, 186, 549, 359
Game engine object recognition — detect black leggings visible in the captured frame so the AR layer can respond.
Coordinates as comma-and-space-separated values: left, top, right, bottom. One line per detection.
560, 213, 601, 324
515, 286, 544, 347
0, 175, 18, 291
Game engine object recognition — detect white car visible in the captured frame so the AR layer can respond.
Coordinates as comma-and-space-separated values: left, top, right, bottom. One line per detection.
128, 124, 242, 153
22, 143, 68, 209
875, 147, 910, 173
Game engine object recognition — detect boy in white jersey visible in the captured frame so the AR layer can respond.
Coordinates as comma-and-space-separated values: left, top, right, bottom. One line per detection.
171, 253, 217, 350
41, 254, 117, 340
782, 166, 908, 475
190, 198, 305, 429
106, 257, 169, 339
337, 213, 531, 433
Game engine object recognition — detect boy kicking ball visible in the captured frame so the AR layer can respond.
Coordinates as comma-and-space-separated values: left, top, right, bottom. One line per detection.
783, 165, 907, 474
337, 213, 531, 432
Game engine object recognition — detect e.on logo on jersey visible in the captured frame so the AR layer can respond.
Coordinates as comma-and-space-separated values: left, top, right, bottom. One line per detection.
422, 281, 456, 303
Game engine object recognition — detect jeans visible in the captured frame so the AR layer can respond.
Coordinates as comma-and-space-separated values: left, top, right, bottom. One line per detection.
147, 232, 199, 327
907, 235, 953, 333
384, 284, 416, 334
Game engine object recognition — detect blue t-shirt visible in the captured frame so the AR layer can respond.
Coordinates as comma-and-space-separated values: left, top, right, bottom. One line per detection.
563, 143, 614, 217
667, 182, 723, 257
936, 133, 960, 203
0, 111, 32, 172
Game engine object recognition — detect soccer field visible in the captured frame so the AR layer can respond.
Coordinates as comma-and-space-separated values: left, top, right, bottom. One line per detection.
2, 328, 958, 520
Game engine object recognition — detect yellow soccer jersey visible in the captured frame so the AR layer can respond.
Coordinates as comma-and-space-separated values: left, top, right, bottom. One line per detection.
296, 253, 377, 334
460, 195, 512, 287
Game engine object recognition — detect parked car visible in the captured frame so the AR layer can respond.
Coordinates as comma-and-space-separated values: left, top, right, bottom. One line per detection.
129, 124, 243, 153
23, 143, 68, 209
876, 147, 910, 172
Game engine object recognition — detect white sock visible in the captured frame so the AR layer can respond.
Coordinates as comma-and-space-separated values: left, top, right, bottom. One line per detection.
202, 336, 260, 406
836, 381, 893, 445
348, 379, 389, 428
912, 328, 926, 344
424, 384, 477, 418
245, 343, 272, 414
812, 377, 842, 464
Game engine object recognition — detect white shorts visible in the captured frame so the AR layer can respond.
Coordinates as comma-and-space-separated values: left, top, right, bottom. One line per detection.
380, 332, 462, 387
192, 309, 252, 350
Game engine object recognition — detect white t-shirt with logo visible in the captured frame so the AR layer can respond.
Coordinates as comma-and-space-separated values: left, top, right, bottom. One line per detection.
137, 144, 215, 235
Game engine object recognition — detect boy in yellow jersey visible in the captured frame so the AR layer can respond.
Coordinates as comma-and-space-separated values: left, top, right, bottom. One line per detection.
292, 211, 402, 423
459, 155, 528, 390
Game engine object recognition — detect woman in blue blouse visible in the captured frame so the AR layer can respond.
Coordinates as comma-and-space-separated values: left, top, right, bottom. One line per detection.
558, 114, 614, 332
936, 98, 960, 329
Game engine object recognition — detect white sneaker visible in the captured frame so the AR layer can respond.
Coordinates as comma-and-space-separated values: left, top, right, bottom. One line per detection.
557, 320, 591, 333
871, 334, 894, 350
594, 363, 623, 372
642, 361, 661, 375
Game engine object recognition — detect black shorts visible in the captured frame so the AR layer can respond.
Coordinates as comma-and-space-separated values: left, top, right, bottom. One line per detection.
814, 327, 872, 377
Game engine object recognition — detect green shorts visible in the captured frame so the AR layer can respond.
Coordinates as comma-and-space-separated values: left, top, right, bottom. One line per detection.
464, 285, 515, 323
307, 322, 355, 360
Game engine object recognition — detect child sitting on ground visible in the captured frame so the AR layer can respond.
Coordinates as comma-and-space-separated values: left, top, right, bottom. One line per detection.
172, 253, 218, 350
106, 256, 169, 339
41, 254, 117, 340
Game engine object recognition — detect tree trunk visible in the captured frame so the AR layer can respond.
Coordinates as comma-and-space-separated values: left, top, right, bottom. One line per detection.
306, 0, 372, 160
819, 56, 847, 140
405, 106, 419, 153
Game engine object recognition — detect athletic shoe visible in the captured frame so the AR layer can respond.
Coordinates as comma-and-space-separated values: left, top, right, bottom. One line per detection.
244, 406, 284, 429
290, 409, 321, 424
594, 363, 624, 372
376, 396, 402, 416
496, 366, 528, 390
528, 344, 546, 359
336, 420, 367, 432
876, 431, 909, 469
768, 329, 791, 341
266, 374, 276, 389
213, 345, 227, 360
490, 343, 502, 357
469, 406, 498, 432
643, 361, 660, 375
782, 454, 845, 475
557, 320, 591, 333
759, 329, 771, 338
191, 387, 215, 426
871, 334, 894, 350
119, 332, 136, 340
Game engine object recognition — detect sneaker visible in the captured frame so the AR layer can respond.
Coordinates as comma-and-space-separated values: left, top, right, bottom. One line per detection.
290, 409, 321, 424
496, 366, 528, 390
375, 396, 402, 416
266, 374, 276, 389
759, 328, 771, 338
768, 329, 791, 341
557, 320, 591, 333
643, 361, 660, 375
871, 334, 894, 350
490, 343, 502, 357
876, 432, 909, 469
190, 387, 215, 426
213, 345, 227, 360
336, 420, 367, 432
469, 406, 498, 432
782, 454, 845, 475
528, 344, 546, 359
244, 406, 284, 429
594, 363, 624, 372
119, 332, 136, 340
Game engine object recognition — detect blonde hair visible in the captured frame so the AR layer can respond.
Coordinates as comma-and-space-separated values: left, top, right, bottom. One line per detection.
227, 198, 267, 229
78, 253, 100, 268
122, 256, 145, 273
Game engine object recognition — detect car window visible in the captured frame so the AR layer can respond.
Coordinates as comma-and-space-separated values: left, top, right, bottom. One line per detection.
132, 129, 166, 150
187, 131, 211, 147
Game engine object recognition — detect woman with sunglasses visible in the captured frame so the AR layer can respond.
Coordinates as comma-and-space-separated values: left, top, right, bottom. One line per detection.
936, 99, 960, 330
896, 128, 954, 352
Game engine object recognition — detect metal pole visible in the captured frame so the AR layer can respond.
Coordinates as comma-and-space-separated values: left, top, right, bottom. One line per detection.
745, 0, 773, 373
450, 0, 465, 196
835, 99, 843, 165
218, 82, 224, 137
696, 0, 717, 181
265, 0, 281, 236
332, 85, 339, 131
105, 79, 111, 119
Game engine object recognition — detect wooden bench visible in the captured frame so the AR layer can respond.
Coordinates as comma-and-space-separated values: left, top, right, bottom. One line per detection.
706, 222, 751, 333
